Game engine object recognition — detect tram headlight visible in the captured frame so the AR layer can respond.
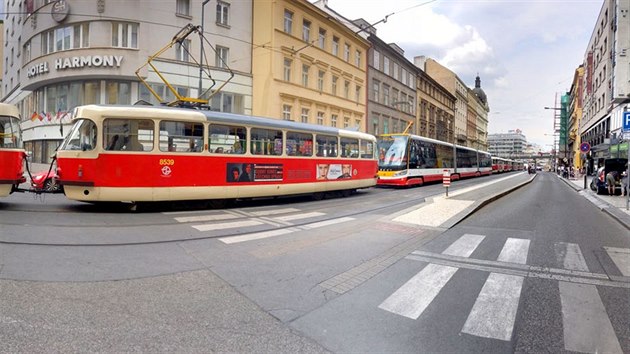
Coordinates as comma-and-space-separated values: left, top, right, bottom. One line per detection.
393, 170, 407, 177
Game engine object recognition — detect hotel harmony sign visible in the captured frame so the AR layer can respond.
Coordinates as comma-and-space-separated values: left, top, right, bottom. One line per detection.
27, 55, 124, 78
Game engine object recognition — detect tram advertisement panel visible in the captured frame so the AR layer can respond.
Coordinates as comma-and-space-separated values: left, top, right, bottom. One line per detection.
317, 163, 352, 180
226, 163, 283, 182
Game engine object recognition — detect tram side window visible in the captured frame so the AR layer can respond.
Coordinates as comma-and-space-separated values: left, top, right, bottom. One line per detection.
0, 116, 21, 148
286, 131, 313, 156
359, 140, 374, 159
251, 128, 282, 155
104, 119, 154, 151
435, 144, 453, 168
159, 121, 204, 153
418, 141, 437, 168
340, 137, 359, 158
315, 135, 338, 157
61, 119, 97, 151
209, 124, 246, 154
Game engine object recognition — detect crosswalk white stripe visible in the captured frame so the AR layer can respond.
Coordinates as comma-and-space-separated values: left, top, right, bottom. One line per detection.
249, 208, 301, 216
555, 242, 588, 272
174, 214, 239, 223
379, 234, 485, 319
461, 273, 524, 341
603, 247, 630, 276
559, 282, 623, 354
443, 234, 485, 257
378, 264, 458, 319
497, 238, 530, 264
219, 228, 296, 244
300, 217, 355, 229
192, 219, 263, 231
272, 212, 325, 221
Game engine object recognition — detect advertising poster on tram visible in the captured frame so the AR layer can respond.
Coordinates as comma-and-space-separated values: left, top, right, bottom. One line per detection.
226, 163, 283, 182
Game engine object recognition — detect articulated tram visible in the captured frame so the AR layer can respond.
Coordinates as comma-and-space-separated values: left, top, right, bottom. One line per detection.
0, 103, 26, 197
55, 105, 378, 203
376, 134, 492, 187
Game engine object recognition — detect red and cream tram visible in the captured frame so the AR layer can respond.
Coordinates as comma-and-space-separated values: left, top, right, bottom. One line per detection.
376, 134, 492, 187
55, 105, 378, 203
0, 103, 26, 197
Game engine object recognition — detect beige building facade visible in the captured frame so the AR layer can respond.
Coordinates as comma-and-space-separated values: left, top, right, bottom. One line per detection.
419, 57, 469, 146
4, 0, 253, 163
416, 69, 455, 143
252, 0, 369, 130
568, 65, 584, 169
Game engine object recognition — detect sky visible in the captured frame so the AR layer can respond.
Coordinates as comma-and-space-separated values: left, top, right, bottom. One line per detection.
325, 0, 603, 150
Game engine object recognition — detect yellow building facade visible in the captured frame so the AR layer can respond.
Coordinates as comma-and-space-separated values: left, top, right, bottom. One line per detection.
252, 0, 369, 131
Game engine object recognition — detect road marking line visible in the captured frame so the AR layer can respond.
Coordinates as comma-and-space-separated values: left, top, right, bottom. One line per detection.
219, 228, 296, 244
443, 234, 485, 257
559, 282, 623, 354
249, 208, 301, 216
407, 253, 630, 288
603, 247, 630, 276
300, 217, 355, 229
192, 219, 263, 231
273, 212, 325, 221
174, 214, 239, 223
555, 242, 588, 272
497, 238, 530, 264
378, 264, 458, 319
379, 234, 484, 319
461, 273, 524, 341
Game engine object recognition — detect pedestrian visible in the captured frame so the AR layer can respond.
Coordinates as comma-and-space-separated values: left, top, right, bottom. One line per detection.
621, 171, 628, 197
606, 170, 618, 196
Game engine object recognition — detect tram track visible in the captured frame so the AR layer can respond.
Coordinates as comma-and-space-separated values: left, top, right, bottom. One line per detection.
0, 175, 507, 247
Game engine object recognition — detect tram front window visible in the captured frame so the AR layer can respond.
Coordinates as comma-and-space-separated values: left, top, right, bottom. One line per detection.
60, 119, 97, 151
377, 135, 408, 169
0, 115, 21, 148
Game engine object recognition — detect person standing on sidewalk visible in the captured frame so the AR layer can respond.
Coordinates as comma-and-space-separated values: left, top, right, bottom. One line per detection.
606, 170, 618, 196
621, 171, 628, 197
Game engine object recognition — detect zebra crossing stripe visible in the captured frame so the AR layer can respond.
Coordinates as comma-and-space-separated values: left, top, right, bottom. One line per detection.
555, 242, 588, 271
497, 238, 530, 264
192, 219, 263, 231
442, 234, 485, 258
461, 273, 523, 341
272, 212, 325, 221
378, 234, 485, 319
461, 238, 529, 340
174, 213, 239, 223
219, 228, 296, 244
603, 247, 630, 276
378, 264, 458, 319
559, 282, 623, 353
249, 208, 301, 216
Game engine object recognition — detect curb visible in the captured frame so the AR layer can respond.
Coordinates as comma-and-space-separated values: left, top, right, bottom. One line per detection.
559, 176, 630, 231
442, 174, 537, 229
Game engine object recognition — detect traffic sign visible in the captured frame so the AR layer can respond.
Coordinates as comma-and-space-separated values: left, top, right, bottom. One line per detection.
623, 111, 630, 132
580, 142, 590, 153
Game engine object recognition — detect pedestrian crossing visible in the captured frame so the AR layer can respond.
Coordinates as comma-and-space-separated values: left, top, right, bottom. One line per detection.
165, 208, 355, 244
378, 234, 628, 352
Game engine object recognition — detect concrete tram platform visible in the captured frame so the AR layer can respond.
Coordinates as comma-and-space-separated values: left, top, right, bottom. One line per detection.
560, 174, 630, 231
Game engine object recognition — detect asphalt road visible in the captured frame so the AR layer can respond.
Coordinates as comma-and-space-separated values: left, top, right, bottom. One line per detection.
1, 172, 628, 353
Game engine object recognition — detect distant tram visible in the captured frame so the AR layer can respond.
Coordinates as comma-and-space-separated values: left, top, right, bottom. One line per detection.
376, 133, 492, 187
0, 103, 26, 197
55, 105, 378, 203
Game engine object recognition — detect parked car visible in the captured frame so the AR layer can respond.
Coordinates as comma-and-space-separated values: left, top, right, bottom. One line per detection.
31, 170, 61, 192
590, 158, 628, 195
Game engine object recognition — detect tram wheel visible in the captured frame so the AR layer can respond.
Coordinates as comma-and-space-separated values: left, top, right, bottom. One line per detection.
341, 189, 354, 197
312, 192, 325, 201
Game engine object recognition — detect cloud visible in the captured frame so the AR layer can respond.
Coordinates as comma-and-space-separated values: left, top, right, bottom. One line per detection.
324, 0, 602, 148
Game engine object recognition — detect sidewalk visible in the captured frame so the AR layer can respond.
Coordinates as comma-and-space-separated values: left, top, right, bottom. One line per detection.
560, 174, 630, 230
